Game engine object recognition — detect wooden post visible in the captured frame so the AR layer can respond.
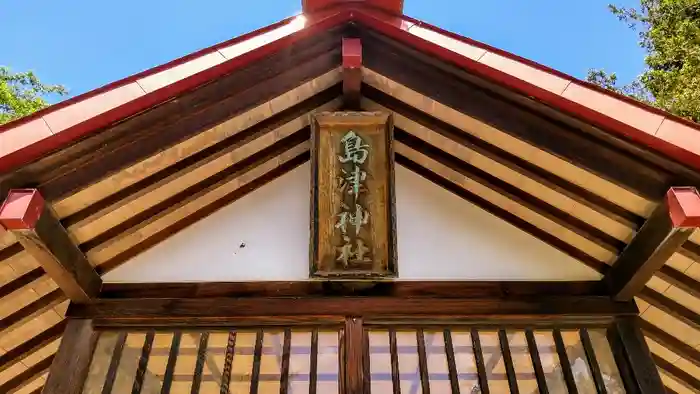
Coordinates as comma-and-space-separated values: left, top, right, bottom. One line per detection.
608, 316, 665, 393
42, 319, 99, 394
345, 317, 365, 394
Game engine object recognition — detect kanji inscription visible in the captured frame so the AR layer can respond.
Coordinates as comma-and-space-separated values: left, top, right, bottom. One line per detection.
310, 112, 397, 278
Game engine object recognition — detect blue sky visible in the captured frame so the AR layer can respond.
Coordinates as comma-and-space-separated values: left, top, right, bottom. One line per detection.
2, 0, 645, 101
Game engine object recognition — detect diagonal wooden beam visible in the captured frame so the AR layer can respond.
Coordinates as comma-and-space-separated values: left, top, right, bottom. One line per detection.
342, 38, 362, 109
606, 187, 700, 301
0, 189, 101, 302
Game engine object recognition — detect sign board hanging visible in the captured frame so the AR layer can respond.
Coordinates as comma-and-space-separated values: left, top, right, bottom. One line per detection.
310, 111, 397, 278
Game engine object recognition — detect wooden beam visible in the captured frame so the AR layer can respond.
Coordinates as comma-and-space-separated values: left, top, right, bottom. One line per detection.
606, 187, 700, 301
43, 319, 99, 394
612, 316, 666, 393
342, 38, 362, 109
99, 280, 607, 299
0, 189, 101, 302
67, 296, 637, 325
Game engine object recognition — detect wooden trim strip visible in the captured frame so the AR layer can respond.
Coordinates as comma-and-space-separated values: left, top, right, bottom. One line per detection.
639, 287, 700, 331
639, 319, 700, 369
397, 129, 624, 253
416, 328, 431, 394
525, 329, 549, 394
0, 288, 64, 335
219, 331, 235, 394
553, 329, 578, 394
0, 354, 54, 394
471, 329, 490, 394
498, 329, 520, 394
0, 319, 66, 374
250, 330, 263, 394
652, 354, 700, 392
190, 332, 209, 394
396, 154, 608, 274
362, 84, 642, 228
310, 329, 319, 394
101, 332, 127, 394
100, 280, 607, 299
280, 328, 292, 394
389, 328, 401, 394
160, 331, 181, 394
69, 296, 637, 320
656, 265, 700, 299
0, 266, 43, 299
94, 150, 309, 275
362, 328, 371, 394
579, 328, 608, 394
443, 329, 460, 394
131, 331, 155, 394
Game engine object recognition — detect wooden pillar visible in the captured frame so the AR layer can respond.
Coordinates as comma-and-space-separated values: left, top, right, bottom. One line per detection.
608, 316, 665, 393
42, 319, 99, 394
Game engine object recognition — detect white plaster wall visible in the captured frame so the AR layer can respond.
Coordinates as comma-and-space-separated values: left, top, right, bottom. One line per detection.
104, 163, 601, 282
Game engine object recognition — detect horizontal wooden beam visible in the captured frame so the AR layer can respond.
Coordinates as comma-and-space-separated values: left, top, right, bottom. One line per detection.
606, 187, 700, 301
0, 189, 101, 302
342, 37, 362, 109
100, 280, 607, 299
68, 296, 637, 324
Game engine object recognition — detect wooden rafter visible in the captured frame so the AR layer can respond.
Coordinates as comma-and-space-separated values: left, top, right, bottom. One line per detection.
0, 189, 101, 303
606, 187, 700, 301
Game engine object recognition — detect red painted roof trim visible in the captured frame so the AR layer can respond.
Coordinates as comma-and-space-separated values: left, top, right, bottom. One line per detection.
2, 3, 700, 178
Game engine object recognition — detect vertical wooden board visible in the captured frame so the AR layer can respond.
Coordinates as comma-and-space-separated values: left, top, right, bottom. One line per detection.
310, 111, 397, 278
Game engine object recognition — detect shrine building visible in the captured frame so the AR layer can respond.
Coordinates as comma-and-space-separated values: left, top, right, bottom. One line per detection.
2, 0, 700, 393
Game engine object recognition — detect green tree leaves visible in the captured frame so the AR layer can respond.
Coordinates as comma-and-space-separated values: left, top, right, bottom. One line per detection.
0, 66, 67, 125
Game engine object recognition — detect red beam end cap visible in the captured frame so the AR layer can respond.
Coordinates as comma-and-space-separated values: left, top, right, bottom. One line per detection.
343, 38, 362, 69
0, 189, 45, 230
667, 187, 700, 228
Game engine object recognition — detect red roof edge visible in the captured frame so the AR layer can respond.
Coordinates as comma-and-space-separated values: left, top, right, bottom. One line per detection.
0, 15, 300, 135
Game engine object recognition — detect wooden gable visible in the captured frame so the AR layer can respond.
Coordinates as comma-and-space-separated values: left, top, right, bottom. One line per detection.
0, 1, 700, 392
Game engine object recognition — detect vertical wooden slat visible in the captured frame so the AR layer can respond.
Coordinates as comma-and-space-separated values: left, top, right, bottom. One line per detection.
579, 329, 608, 394
553, 329, 579, 394
389, 328, 401, 394
41, 319, 99, 394
310, 329, 319, 394
131, 331, 155, 394
339, 327, 346, 394
525, 329, 549, 394
280, 329, 292, 394
220, 331, 236, 394
443, 329, 460, 394
102, 331, 127, 394
614, 317, 666, 393
499, 330, 520, 394
363, 329, 371, 394
346, 318, 365, 394
470, 329, 490, 394
161, 331, 181, 394
191, 332, 209, 394
250, 329, 263, 394
416, 328, 431, 394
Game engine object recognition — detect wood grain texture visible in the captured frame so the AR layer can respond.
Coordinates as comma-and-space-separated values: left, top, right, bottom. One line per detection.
344, 318, 364, 394
606, 199, 692, 301
310, 111, 397, 278
42, 319, 99, 394
614, 316, 666, 393
10, 204, 101, 303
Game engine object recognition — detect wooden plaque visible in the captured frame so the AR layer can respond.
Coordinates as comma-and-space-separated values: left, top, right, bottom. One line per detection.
310, 111, 397, 278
